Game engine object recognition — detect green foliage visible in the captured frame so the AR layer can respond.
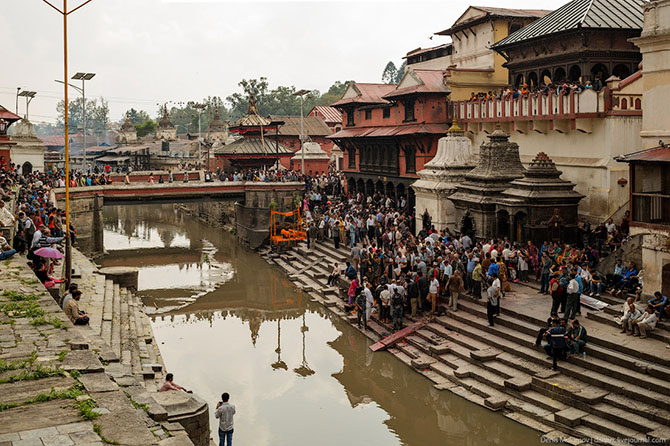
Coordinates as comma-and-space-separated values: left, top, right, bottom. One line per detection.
76, 398, 100, 421
57, 350, 68, 362
0, 300, 44, 318
69, 369, 81, 379
30, 315, 66, 329
161, 96, 227, 135
382, 61, 398, 84
395, 61, 406, 83
2, 290, 38, 301
56, 96, 110, 135
93, 424, 120, 445
134, 120, 157, 138
124, 392, 149, 413
0, 364, 65, 384
124, 108, 151, 125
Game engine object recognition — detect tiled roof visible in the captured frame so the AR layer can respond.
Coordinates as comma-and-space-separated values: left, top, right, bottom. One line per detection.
492, 0, 644, 48
40, 135, 66, 147
331, 83, 396, 107
269, 115, 332, 137
616, 146, 670, 163
436, 6, 550, 35
214, 137, 293, 156
0, 105, 21, 122
309, 106, 342, 124
329, 123, 448, 139
383, 69, 450, 99
404, 44, 452, 59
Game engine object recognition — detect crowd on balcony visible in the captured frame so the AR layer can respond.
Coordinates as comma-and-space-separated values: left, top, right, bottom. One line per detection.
467, 77, 604, 103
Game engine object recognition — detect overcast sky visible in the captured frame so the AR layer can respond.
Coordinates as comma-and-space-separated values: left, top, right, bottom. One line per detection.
1, 0, 567, 124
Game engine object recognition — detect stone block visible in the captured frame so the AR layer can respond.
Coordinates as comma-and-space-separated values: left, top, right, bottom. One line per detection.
454, 367, 472, 379
648, 426, 670, 443
411, 358, 435, 370
554, 408, 588, 427
484, 395, 507, 411
78, 372, 118, 393
504, 376, 532, 392
429, 343, 451, 355
41, 434, 75, 446
470, 348, 500, 362
19, 427, 59, 439
61, 350, 104, 373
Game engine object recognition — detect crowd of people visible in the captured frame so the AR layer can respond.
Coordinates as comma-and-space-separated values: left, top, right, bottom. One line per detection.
468, 77, 604, 103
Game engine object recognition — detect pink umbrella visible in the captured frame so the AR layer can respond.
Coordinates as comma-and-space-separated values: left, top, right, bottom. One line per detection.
34, 247, 64, 259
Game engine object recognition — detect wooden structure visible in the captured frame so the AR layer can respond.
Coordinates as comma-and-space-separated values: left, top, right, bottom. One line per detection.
270, 206, 306, 250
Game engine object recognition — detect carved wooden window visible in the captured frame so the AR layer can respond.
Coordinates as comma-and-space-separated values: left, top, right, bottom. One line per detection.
403, 99, 416, 122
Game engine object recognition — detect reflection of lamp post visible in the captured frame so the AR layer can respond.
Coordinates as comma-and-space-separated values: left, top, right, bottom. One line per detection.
293, 314, 314, 377
271, 319, 287, 371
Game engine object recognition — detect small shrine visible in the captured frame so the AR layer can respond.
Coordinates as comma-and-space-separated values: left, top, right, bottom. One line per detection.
156, 105, 177, 141
206, 109, 230, 143
450, 126, 526, 238
116, 113, 138, 144
214, 95, 293, 171
0, 105, 21, 170
412, 119, 476, 232
10, 118, 47, 174
290, 141, 330, 175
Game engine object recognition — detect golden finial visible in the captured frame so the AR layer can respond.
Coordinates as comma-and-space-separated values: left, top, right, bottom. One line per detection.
446, 118, 462, 135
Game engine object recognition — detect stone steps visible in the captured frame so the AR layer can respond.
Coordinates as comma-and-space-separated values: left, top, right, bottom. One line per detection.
586, 308, 670, 343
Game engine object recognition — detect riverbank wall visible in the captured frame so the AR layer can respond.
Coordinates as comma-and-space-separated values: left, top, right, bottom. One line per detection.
0, 254, 198, 445
261, 239, 670, 446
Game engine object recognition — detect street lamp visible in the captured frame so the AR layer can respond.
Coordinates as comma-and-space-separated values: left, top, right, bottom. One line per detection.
293, 89, 310, 175
42, 0, 98, 288
15, 88, 21, 115
192, 103, 206, 170
56, 72, 95, 171
17, 91, 37, 120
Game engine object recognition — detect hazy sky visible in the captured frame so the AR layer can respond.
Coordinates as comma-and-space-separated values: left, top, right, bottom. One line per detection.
1, 0, 567, 124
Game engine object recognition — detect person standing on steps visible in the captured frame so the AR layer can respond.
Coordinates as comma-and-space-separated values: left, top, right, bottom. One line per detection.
215, 392, 235, 446
356, 287, 367, 330
486, 278, 498, 327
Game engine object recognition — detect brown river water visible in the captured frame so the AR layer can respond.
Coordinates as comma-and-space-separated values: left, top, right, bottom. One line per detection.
100, 203, 548, 446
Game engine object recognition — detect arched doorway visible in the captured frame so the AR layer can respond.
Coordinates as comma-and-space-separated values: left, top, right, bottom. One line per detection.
527, 72, 538, 89
568, 65, 582, 82
365, 179, 374, 196
540, 69, 552, 85
591, 64, 609, 82
375, 180, 384, 195
554, 67, 566, 82
612, 64, 630, 80
349, 178, 357, 194
497, 210, 510, 239
514, 212, 527, 243
460, 212, 476, 238
22, 161, 32, 175
514, 74, 524, 88
385, 182, 395, 200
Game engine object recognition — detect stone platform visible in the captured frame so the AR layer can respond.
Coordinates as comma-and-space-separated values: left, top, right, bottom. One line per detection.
265, 239, 670, 446
0, 255, 195, 445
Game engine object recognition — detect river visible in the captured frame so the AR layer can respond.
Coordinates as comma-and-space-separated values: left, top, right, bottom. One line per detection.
101, 203, 547, 446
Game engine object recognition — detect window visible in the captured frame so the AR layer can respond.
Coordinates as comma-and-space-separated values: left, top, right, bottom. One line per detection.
403, 99, 415, 122
632, 163, 670, 224
365, 110, 372, 120
348, 146, 356, 169
383, 108, 390, 119
405, 145, 416, 173
347, 109, 355, 126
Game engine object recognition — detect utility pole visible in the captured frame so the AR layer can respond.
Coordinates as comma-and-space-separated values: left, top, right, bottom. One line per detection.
293, 89, 310, 175
15, 88, 21, 115
55, 72, 95, 171
42, 0, 97, 287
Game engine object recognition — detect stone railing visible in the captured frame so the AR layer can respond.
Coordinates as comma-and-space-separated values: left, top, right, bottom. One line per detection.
451, 88, 642, 123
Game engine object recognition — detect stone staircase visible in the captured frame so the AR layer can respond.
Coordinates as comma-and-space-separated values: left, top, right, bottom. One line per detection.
83, 273, 165, 391
264, 239, 670, 445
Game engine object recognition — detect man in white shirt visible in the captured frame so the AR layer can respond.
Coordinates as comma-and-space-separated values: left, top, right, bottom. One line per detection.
0, 200, 15, 229
428, 276, 440, 313
215, 392, 235, 446
364, 282, 375, 323
632, 305, 658, 338
565, 273, 580, 320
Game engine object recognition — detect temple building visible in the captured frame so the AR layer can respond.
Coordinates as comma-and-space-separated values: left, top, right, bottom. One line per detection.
330, 68, 450, 204
290, 141, 330, 175
156, 105, 177, 141
491, 0, 644, 87
116, 113, 138, 144
213, 96, 293, 171
268, 114, 335, 158
449, 127, 583, 244
9, 118, 47, 174
412, 120, 476, 232
206, 109, 231, 143
617, 0, 670, 297
0, 105, 21, 170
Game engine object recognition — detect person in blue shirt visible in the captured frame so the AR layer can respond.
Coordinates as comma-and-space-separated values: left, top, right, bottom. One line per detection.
487, 261, 499, 278
613, 262, 639, 297
649, 291, 668, 320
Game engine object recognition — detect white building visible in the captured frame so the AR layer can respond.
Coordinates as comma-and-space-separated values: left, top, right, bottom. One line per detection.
10, 119, 46, 174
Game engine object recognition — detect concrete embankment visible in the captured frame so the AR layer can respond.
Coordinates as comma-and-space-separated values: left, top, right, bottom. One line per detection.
262, 240, 670, 446
0, 254, 199, 445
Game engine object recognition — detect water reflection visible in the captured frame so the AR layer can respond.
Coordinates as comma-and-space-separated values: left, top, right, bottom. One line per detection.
103, 204, 548, 446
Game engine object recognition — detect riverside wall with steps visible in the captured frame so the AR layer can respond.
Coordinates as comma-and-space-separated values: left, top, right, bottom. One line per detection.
0, 254, 197, 446
72, 249, 210, 445
262, 239, 670, 446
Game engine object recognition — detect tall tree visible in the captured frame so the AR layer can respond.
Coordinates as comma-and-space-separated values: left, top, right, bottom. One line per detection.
124, 108, 151, 125
395, 61, 407, 83
382, 61, 398, 84
56, 96, 109, 135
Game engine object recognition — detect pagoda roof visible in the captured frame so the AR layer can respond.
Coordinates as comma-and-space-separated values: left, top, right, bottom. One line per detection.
214, 137, 293, 157
0, 105, 21, 123
269, 115, 331, 137
158, 106, 175, 129
229, 95, 283, 132
492, 0, 644, 49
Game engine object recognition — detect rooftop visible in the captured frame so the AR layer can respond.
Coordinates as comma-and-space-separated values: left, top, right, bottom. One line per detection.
269, 115, 332, 136
309, 105, 342, 124
331, 83, 397, 108
436, 6, 550, 36
214, 137, 293, 156
492, 0, 644, 48
616, 145, 670, 163
383, 69, 450, 99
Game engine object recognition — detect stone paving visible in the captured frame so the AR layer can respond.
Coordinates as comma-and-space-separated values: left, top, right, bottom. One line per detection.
0, 255, 194, 445
267, 239, 670, 446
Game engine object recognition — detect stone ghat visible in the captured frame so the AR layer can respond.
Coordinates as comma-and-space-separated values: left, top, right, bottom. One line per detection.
0, 254, 196, 445
263, 240, 670, 446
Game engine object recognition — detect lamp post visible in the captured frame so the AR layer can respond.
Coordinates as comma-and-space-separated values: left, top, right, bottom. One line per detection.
17, 91, 37, 120
192, 103, 206, 169
293, 89, 311, 175
42, 0, 97, 287
55, 72, 95, 171
15, 88, 21, 115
